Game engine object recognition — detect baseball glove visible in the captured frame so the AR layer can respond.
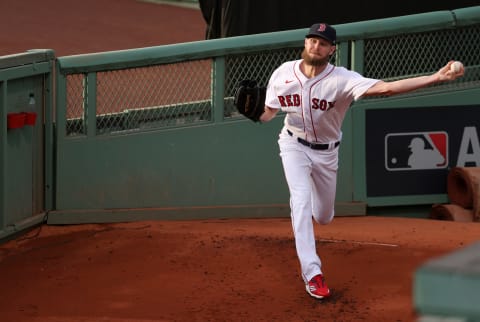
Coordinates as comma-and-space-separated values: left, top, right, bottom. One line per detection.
233, 79, 266, 122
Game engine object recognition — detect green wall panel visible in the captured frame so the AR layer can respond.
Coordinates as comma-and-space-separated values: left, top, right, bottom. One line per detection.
56, 118, 290, 209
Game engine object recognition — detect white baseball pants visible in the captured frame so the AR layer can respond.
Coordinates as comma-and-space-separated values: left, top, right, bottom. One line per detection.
278, 127, 339, 283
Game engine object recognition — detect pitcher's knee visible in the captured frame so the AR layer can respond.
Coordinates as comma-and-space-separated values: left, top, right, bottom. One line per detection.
314, 212, 334, 225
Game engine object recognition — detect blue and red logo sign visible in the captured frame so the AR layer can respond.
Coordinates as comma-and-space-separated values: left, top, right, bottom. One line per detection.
385, 131, 448, 171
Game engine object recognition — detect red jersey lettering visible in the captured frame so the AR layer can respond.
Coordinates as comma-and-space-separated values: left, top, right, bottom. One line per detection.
312, 98, 336, 111
278, 94, 301, 107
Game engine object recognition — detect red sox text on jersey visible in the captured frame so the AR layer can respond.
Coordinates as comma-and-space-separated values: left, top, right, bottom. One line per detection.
277, 94, 336, 111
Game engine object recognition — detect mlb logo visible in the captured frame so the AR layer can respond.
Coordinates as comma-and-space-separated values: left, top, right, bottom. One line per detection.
385, 131, 449, 171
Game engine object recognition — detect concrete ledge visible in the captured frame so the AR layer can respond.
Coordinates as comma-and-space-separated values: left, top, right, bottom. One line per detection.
414, 241, 480, 320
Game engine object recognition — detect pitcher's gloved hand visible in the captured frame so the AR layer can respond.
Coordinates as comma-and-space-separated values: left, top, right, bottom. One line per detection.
233, 79, 266, 122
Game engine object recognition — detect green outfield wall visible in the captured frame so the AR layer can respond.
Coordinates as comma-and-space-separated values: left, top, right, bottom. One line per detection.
1, 6, 480, 236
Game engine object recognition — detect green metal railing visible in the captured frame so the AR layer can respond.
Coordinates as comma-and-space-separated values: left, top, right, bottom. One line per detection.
57, 8, 480, 137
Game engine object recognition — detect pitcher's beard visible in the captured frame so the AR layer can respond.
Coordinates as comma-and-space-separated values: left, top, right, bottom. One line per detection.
301, 49, 330, 67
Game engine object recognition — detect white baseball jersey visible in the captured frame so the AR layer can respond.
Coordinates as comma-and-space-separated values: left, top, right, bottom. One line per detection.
265, 60, 379, 143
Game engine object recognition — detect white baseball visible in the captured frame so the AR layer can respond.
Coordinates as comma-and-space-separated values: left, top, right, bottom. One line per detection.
450, 61, 463, 73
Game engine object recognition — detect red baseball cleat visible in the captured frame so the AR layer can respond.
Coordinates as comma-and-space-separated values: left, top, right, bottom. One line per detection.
306, 274, 331, 299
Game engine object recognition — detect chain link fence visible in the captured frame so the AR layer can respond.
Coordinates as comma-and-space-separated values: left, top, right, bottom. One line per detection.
66, 59, 212, 135
363, 24, 480, 93
63, 15, 480, 137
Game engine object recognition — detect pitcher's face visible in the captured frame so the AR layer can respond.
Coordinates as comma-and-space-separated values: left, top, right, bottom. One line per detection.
302, 37, 336, 66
